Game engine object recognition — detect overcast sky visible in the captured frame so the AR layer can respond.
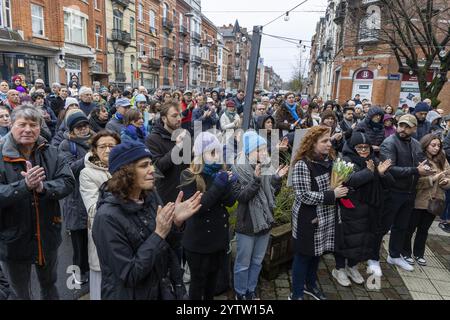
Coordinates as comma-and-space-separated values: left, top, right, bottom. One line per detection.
202, 0, 329, 82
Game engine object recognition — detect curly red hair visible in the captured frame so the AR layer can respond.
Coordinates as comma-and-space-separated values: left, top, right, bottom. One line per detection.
291, 126, 335, 166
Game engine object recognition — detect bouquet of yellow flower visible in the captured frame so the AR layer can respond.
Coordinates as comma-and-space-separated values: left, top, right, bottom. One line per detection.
330, 158, 354, 189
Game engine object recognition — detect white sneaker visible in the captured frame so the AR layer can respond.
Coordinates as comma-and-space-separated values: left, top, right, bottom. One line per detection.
366, 260, 383, 277
345, 265, 365, 284
332, 268, 351, 287
183, 263, 191, 284
387, 255, 414, 272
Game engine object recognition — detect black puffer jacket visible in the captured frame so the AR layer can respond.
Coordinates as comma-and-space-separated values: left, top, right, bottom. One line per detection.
92, 188, 184, 300
355, 107, 385, 146
0, 134, 75, 264
0, 265, 9, 300
58, 133, 91, 230
145, 122, 188, 204
180, 171, 236, 254
339, 139, 395, 261
380, 133, 425, 193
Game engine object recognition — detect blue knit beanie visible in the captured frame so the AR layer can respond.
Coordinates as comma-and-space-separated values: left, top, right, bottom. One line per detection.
109, 141, 153, 174
193, 132, 221, 157
414, 102, 430, 114
243, 131, 267, 155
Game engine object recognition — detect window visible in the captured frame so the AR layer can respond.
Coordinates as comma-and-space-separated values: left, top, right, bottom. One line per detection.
149, 10, 155, 33
94, 0, 99, 10
139, 38, 144, 56
64, 10, 87, 44
164, 61, 169, 79
172, 36, 176, 50
138, 3, 143, 23
115, 52, 124, 73
95, 25, 101, 50
179, 65, 183, 81
130, 17, 135, 39
31, 4, 44, 36
172, 9, 176, 24
179, 41, 184, 53
163, 3, 169, 19
0, 0, 12, 28
113, 10, 122, 30
179, 13, 183, 30
149, 43, 156, 58
163, 32, 168, 47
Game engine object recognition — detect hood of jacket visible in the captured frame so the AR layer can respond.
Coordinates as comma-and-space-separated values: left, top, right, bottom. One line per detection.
1, 132, 48, 159
84, 151, 110, 173
426, 110, 441, 124
256, 114, 275, 130
150, 121, 172, 140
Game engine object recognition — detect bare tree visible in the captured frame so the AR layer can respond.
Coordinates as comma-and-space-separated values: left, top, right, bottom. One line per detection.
289, 52, 309, 93
346, 0, 449, 107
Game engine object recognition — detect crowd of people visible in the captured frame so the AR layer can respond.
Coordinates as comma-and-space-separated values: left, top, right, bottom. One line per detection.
0, 73, 449, 301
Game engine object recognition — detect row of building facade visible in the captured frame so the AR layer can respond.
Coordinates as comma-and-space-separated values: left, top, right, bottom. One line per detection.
307, 0, 449, 110
0, 0, 282, 92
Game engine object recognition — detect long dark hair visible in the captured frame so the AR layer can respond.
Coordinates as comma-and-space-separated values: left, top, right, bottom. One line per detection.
420, 133, 446, 171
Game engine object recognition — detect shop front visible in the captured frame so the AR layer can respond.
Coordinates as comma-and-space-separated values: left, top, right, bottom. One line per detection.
0, 52, 48, 85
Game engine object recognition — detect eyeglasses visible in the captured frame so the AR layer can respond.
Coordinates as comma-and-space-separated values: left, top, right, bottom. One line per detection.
75, 123, 89, 130
355, 145, 370, 151
97, 144, 116, 151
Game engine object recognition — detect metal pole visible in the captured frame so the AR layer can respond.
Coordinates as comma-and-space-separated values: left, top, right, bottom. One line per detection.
243, 26, 263, 131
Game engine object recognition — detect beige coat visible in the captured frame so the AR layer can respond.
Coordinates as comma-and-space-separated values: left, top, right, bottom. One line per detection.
415, 158, 450, 210
79, 152, 111, 272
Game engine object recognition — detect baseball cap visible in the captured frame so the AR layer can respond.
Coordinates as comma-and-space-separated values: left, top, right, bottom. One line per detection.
183, 90, 192, 95
115, 97, 132, 108
398, 114, 418, 128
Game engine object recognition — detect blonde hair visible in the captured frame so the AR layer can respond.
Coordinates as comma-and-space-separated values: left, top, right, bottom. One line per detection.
181, 154, 226, 193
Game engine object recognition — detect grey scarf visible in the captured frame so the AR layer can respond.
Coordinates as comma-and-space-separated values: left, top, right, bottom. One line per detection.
232, 155, 275, 233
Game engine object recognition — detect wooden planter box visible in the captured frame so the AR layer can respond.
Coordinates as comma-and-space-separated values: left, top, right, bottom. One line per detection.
262, 223, 293, 280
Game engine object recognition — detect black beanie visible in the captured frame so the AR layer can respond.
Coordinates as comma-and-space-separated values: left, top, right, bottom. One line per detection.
350, 131, 369, 147
67, 111, 89, 132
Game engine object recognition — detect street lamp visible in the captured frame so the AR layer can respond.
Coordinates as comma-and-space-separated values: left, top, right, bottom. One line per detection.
57, 54, 66, 69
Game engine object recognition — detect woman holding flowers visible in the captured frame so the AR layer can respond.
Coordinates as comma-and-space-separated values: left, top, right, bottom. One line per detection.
289, 126, 349, 300
331, 131, 394, 287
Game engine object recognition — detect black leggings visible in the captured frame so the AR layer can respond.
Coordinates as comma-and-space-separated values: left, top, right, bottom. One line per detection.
184, 249, 225, 300
70, 229, 89, 275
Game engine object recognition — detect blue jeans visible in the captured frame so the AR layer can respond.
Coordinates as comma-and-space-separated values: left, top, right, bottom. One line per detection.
291, 253, 320, 299
233, 232, 270, 296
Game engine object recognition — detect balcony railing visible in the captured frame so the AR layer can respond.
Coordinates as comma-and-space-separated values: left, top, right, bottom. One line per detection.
201, 57, 210, 65
115, 72, 126, 82
191, 55, 202, 65
112, 0, 130, 8
191, 31, 201, 42
111, 29, 131, 46
178, 51, 189, 62
179, 25, 188, 37
163, 78, 170, 86
162, 18, 173, 32
149, 58, 161, 69
161, 47, 175, 59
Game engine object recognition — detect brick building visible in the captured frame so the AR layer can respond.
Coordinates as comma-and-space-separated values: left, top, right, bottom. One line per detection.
308, 0, 450, 111
200, 14, 217, 89
135, 0, 161, 90
106, 0, 136, 89
175, 0, 191, 90
0, 0, 107, 86
219, 20, 252, 92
